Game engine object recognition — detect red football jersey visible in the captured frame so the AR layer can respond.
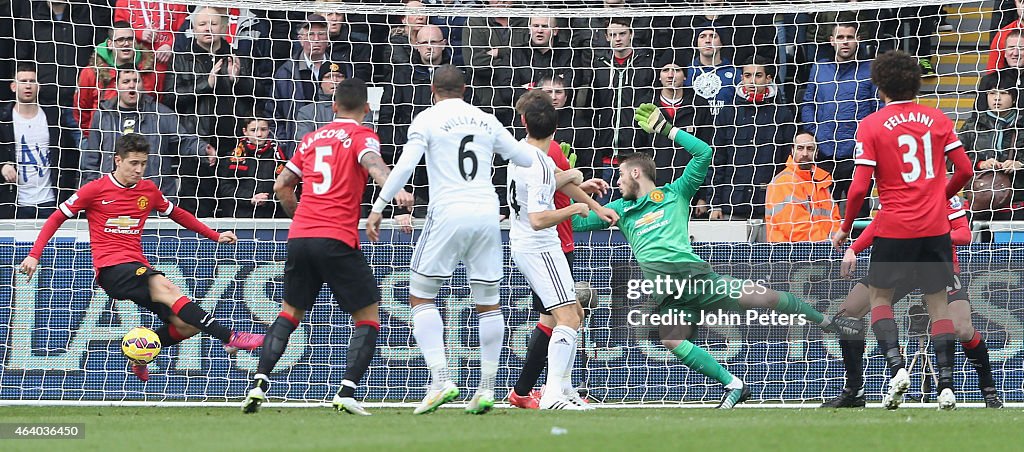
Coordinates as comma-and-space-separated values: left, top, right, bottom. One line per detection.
58, 174, 172, 269
854, 101, 963, 239
547, 141, 574, 253
286, 119, 379, 248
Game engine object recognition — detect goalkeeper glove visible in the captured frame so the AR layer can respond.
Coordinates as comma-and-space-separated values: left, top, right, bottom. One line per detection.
560, 142, 577, 168
635, 103, 671, 137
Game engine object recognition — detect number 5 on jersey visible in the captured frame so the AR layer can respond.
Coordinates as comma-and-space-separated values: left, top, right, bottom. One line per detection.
313, 146, 333, 195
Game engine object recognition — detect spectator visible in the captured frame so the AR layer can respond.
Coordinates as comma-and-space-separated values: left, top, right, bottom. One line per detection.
379, 25, 456, 210
510, 16, 585, 104
591, 17, 655, 201
514, 73, 597, 180
765, 130, 840, 242
678, 0, 777, 68
217, 117, 283, 218
0, 62, 78, 219
806, 6, 885, 64
269, 13, 331, 156
294, 60, 363, 145
959, 70, 1024, 219
423, 0, 473, 67
166, 6, 256, 154
685, 26, 737, 118
113, 0, 189, 88
318, 0, 373, 82
81, 67, 215, 204
569, 0, 653, 67
13, 0, 95, 110
991, 5, 1024, 73
387, 0, 428, 67
462, 0, 528, 126
74, 21, 158, 139
172, 7, 274, 115
800, 22, 879, 213
165, 6, 256, 217
710, 57, 795, 220
634, 53, 713, 214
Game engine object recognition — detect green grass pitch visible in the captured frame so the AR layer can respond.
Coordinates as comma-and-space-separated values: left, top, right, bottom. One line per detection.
0, 406, 1021, 451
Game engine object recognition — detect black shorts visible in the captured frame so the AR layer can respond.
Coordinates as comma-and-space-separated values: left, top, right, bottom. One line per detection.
865, 234, 955, 294
96, 262, 173, 322
532, 250, 574, 315
283, 238, 381, 313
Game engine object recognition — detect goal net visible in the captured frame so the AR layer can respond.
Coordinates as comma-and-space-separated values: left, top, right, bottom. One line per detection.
1, 0, 1022, 406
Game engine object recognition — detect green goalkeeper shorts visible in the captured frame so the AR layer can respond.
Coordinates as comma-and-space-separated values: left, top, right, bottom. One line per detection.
638, 261, 748, 322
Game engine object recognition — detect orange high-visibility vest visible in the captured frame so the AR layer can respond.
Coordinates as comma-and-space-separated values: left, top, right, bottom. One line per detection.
765, 156, 841, 242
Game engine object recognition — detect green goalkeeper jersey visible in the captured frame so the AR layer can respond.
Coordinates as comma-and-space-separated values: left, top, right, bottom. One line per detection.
572, 129, 713, 266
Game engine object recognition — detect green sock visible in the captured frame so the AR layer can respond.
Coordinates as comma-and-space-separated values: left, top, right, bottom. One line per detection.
775, 291, 825, 325
671, 340, 734, 386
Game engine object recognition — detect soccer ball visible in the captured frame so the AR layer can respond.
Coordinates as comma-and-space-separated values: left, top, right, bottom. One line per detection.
122, 327, 162, 365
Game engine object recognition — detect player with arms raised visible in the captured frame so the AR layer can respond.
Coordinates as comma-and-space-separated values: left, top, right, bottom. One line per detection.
19, 134, 262, 382
507, 90, 617, 410
366, 65, 537, 415
573, 104, 839, 409
242, 79, 413, 415
832, 50, 974, 410
822, 194, 1002, 408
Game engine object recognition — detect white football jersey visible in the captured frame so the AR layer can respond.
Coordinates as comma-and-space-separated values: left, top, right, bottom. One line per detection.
508, 143, 562, 253
394, 98, 535, 214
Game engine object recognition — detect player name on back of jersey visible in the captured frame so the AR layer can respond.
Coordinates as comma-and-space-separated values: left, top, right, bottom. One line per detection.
882, 110, 935, 130
439, 115, 494, 134
303, 123, 356, 148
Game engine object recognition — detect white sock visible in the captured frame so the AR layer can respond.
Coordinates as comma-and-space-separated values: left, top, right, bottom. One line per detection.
725, 375, 744, 390
412, 303, 448, 389
477, 309, 504, 393
547, 325, 577, 393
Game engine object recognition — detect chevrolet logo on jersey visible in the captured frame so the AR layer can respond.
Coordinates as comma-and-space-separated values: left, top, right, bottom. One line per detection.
634, 210, 664, 227
104, 216, 141, 234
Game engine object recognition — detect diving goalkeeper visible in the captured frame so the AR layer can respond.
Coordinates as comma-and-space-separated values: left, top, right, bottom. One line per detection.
572, 104, 851, 408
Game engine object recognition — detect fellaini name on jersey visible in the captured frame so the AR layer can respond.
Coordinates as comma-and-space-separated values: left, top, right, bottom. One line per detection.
103, 216, 141, 234
882, 110, 935, 131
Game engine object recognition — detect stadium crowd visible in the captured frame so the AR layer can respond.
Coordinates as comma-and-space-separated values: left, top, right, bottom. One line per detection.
0, 0, 1021, 240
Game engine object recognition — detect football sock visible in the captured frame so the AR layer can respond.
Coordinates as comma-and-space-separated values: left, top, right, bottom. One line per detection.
962, 331, 996, 390
477, 309, 504, 394
412, 303, 449, 388
839, 324, 867, 390
562, 329, 579, 395
932, 319, 957, 392
170, 296, 232, 343
546, 325, 577, 393
338, 320, 379, 398
513, 323, 552, 397
257, 312, 299, 375
775, 291, 825, 325
870, 305, 905, 375
154, 323, 188, 348
671, 340, 735, 387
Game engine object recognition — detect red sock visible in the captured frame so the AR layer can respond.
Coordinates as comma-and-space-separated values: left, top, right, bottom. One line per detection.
170, 296, 190, 315
962, 331, 982, 349
167, 324, 186, 341
355, 320, 380, 330
931, 319, 955, 336
536, 323, 553, 337
279, 311, 300, 327
870, 305, 894, 324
